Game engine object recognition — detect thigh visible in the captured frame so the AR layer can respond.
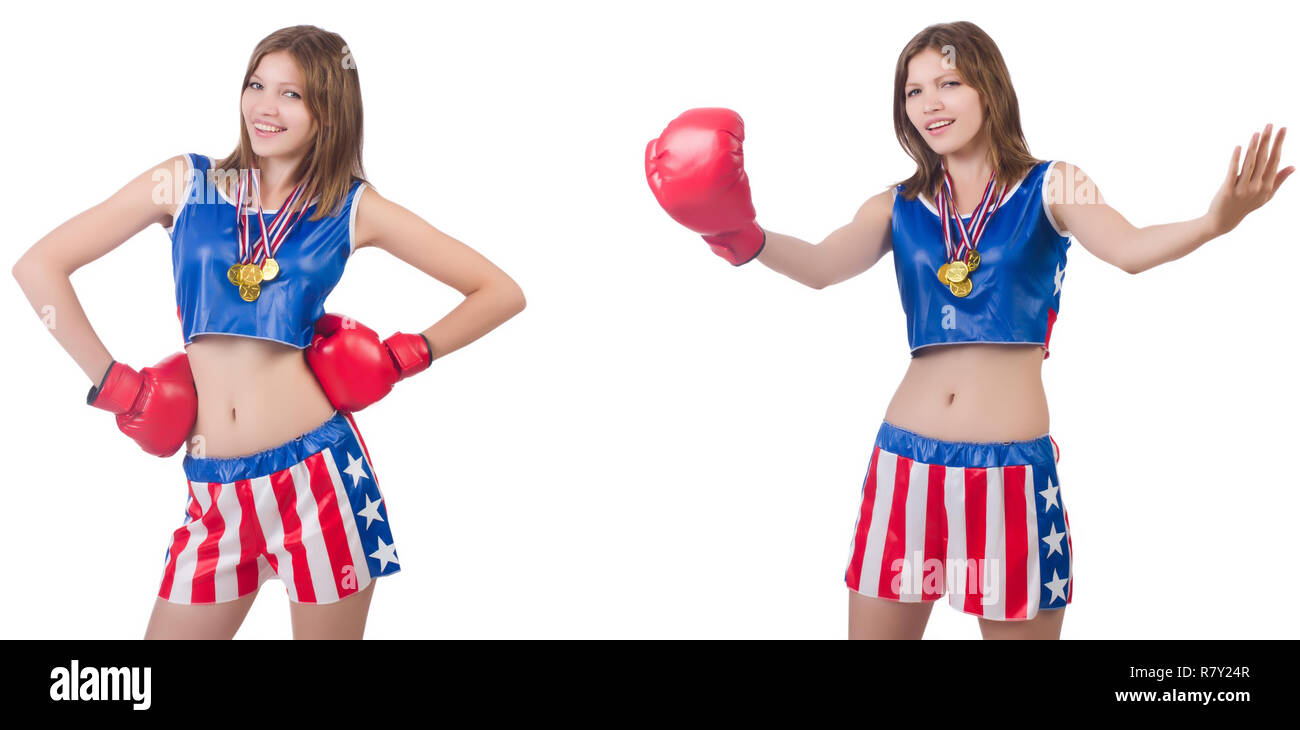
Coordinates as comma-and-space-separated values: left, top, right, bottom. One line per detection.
978, 606, 1065, 640
849, 590, 936, 640
144, 587, 261, 640
289, 580, 376, 640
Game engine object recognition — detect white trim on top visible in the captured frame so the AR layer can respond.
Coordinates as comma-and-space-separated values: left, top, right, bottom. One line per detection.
186, 330, 308, 349
164, 153, 196, 237
911, 339, 1046, 355
210, 155, 322, 213
348, 182, 369, 255
916, 165, 1033, 219
1041, 160, 1071, 237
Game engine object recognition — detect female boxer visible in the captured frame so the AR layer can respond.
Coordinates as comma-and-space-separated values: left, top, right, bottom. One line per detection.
645, 21, 1289, 639
12, 25, 525, 639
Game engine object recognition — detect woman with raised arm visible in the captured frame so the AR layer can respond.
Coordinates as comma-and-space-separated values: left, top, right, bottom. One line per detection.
12, 25, 525, 639
645, 20, 1289, 639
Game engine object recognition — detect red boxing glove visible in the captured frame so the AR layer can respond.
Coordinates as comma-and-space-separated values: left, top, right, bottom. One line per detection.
645, 107, 766, 265
305, 313, 433, 413
86, 352, 197, 458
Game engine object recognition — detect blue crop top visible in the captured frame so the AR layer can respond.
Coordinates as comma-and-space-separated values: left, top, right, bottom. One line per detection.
166, 153, 367, 349
890, 160, 1072, 358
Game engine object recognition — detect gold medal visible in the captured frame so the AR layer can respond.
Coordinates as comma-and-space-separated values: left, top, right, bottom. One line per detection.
239, 263, 263, 286
945, 260, 969, 283
934, 164, 1004, 299
231, 169, 310, 303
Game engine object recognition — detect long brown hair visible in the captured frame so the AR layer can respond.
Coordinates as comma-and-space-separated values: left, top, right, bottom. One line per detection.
893, 21, 1040, 203
212, 25, 370, 222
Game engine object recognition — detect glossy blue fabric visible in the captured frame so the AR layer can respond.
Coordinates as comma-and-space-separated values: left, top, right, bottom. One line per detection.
890, 160, 1071, 356
183, 410, 348, 483
875, 420, 1054, 469
169, 153, 363, 349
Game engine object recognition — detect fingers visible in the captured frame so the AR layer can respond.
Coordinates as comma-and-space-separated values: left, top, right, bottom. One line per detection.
1252, 124, 1275, 183
1260, 125, 1286, 186
1276, 165, 1296, 192
1238, 131, 1261, 189
1225, 145, 1242, 187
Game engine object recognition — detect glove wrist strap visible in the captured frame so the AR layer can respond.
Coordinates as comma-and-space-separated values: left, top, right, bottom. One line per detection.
86, 361, 143, 414
703, 223, 766, 266
384, 332, 433, 379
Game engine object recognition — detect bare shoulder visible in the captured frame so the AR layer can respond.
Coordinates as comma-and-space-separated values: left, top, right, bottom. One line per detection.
1044, 160, 1104, 235
157, 153, 195, 228
1045, 159, 1070, 192
867, 185, 897, 208
855, 185, 896, 222
118, 153, 193, 228
351, 182, 395, 252
1044, 161, 1101, 202
850, 185, 895, 244
351, 183, 435, 253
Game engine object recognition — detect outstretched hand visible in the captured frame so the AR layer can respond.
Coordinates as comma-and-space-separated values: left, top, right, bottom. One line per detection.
1207, 123, 1294, 235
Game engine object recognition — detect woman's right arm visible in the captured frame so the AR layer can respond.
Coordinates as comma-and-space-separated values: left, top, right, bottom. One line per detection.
755, 187, 894, 290
11, 155, 189, 384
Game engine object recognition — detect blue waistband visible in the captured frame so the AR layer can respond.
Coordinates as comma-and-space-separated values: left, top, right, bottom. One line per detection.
183, 411, 349, 483
875, 420, 1054, 468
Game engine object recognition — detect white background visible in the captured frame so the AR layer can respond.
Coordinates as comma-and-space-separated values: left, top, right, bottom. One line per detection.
3, 0, 1296, 639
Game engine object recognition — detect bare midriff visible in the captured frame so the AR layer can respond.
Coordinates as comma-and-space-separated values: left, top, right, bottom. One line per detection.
184, 334, 337, 459
882, 343, 1050, 443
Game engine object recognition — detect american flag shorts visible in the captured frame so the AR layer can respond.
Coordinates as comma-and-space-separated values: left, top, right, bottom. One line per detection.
158, 410, 400, 605
844, 420, 1073, 621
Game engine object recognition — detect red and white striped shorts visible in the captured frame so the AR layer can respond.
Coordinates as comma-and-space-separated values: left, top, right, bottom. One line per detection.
844, 420, 1073, 621
158, 410, 401, 605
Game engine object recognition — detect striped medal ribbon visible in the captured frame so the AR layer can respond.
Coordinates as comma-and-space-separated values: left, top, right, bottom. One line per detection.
227, 168, 310, 302
934, 165, 1008, 298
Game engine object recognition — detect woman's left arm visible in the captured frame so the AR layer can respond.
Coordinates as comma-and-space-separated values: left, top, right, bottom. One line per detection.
1050, 124, 1293, 275
353, 186, 526, 360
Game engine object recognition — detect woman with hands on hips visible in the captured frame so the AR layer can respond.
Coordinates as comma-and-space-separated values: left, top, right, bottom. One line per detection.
12, 25, 525, 639
645, 21, 1289, 640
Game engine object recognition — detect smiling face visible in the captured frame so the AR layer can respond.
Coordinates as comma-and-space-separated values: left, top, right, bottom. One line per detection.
904, 47, 985, 157
241, 50, 318, 160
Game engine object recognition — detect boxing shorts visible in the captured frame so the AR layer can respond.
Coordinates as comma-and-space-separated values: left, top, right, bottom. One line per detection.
844, 420, 1073, 621
157, 410, 401, 605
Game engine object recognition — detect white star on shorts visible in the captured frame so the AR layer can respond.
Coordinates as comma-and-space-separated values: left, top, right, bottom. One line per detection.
357, 494, 385, 530
370, 536, 399, 571
343, 451, 370, 488
1039, 476, 1061, 513
1044, 569, 1069, 604
1041, 522, 1067, 558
